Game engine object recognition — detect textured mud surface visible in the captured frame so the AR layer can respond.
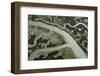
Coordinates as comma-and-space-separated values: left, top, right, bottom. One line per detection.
28, 15, 88, 60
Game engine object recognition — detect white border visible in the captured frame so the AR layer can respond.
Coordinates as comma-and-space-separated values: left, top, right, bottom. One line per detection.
20, 6, 95, 70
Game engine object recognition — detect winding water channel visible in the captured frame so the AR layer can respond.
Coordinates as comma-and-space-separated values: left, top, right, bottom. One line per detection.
28, 20, 87, 60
